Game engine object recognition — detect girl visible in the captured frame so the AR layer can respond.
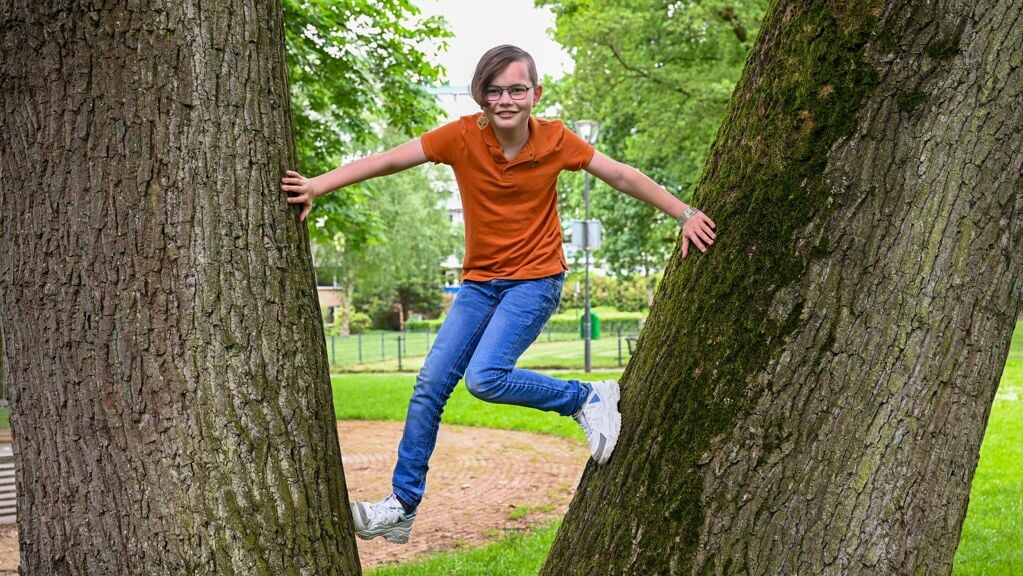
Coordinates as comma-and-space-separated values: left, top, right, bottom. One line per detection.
281, 45, 716, 544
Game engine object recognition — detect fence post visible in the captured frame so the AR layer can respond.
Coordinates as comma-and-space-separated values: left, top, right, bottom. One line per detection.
331, 335, 336, 366
397, 334, 403, 372
358, 333, 363, 363
426, 327, 431, 352
617, 328, 623, 367
381, 333, 386, 360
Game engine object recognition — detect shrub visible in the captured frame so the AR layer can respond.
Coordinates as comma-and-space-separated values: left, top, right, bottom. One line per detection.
544, 311, 645, 334
349, 312, 372, 334
405, 318, 444, 331
559, 272, 660, 313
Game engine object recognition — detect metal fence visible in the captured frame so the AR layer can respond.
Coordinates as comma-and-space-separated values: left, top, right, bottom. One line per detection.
324, 327, 638, 371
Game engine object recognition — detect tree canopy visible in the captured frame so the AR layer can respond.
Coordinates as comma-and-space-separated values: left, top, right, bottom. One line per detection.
541, 0, 767, 277
283, 0, 451, 247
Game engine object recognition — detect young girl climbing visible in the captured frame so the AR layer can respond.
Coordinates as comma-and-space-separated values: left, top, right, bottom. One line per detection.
281, 45, 717, 544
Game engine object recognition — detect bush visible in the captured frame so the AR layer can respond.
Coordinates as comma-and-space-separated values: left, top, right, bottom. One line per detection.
544, 311, 645, 334
323, 310, 373, 336
405, 318, 444, 331
349, 312, 372, 334
559, 272, 659, 313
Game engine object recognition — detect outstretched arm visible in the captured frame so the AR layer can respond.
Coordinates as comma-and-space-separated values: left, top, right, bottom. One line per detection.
282, 138, 429, 221
585, 151, 717, 258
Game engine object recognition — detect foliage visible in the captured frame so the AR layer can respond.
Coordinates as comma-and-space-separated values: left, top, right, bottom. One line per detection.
324, 311, 371, 336
341, 155, 461, 328
283, 0, 451, 245
540, 0, 767, 276
404, 312, 645, 335
542, 313, 644, 335
348, 311, 372, 334
559, 271, 660, 312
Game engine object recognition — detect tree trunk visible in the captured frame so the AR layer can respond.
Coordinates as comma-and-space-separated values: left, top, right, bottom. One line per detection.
542, 1, 1023, 575
0, 322, 5, 405
0, 2, 361, 574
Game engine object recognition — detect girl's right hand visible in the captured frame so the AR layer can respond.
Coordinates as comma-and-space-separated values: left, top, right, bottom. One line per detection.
281, 170, 320, 222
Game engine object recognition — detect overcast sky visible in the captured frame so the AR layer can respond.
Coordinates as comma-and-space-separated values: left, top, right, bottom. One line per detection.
415, 0, 573, 118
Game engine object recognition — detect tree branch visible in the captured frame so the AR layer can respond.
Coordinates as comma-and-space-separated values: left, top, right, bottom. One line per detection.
594, 39, 692, 96
716, 6, 749, 43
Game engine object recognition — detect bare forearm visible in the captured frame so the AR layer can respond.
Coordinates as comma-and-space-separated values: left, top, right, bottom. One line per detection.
308, 138, 428, 197
584, 150, 716, 257
281, 138, 426, 221
613, 167, 688, 219
311, 153, 402, 196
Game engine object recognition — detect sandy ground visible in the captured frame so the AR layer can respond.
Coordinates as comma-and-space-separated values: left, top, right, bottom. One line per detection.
0, 420, 588, 572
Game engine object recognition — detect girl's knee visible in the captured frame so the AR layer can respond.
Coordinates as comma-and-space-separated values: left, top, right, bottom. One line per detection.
464, 365, 508, 402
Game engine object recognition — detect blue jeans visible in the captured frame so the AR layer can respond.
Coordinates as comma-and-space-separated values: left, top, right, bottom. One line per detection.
391, 272, 591, 508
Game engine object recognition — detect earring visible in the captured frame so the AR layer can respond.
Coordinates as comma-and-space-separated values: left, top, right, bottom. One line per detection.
477, 114, 489, 130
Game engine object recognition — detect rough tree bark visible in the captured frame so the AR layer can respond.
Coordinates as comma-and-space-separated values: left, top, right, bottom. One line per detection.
543, 1, 1022, 575
0, 2, 361, 574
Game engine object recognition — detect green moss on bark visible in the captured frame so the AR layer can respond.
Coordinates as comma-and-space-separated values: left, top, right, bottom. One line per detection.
925, 34, 962, 59
897, 89, 927, 111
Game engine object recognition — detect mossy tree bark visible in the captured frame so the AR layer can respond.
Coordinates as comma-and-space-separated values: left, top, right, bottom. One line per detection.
0, 1, 360, 574
542, 1, 1023, 574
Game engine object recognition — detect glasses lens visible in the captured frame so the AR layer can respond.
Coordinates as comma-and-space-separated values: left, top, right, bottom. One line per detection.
484, 86, 531, 101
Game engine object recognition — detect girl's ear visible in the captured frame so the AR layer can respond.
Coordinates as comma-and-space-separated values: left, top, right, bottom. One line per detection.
533, 84, 543, 105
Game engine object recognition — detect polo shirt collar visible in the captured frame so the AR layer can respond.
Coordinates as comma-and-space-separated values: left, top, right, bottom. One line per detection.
480, 115, 552, 165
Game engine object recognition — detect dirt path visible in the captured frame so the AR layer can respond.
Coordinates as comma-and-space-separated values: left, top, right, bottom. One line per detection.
0, 420, 588, 572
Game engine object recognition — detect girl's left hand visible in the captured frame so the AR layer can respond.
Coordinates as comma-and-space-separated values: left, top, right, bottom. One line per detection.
682, 212, 717, 258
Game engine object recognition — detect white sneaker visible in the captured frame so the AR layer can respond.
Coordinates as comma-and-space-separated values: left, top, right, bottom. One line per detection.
350, 493, 417, 543
573, 380, 621, 464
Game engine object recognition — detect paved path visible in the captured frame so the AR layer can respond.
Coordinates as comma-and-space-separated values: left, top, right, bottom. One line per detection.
340, 421, 588, 570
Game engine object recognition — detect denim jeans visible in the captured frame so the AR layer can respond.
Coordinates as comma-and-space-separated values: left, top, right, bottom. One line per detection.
391, 272, 591, 508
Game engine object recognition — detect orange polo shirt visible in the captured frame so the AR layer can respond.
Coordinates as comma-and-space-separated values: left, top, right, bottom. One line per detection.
421, 113, 595, 282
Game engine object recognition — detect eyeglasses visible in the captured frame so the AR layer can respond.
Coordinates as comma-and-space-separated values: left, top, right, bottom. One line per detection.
484, 84, 533, 102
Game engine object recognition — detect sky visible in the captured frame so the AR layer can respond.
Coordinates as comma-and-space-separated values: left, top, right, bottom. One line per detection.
414, 0, 573, 119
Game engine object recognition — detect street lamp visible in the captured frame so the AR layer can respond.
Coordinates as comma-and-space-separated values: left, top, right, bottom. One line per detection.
574, 120, 600, 372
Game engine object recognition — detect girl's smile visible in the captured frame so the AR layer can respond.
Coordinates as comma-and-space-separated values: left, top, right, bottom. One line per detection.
483, 60, 542, 135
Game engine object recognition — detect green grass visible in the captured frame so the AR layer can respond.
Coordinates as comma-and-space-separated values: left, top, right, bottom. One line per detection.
953, 324, 1023, 575
367, 521, 561, 576
331, 371, 619, 441
341, 323, 1023, 576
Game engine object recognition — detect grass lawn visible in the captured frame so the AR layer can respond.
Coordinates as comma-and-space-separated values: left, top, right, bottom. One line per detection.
335, 325, 1023, 576
953, 324, 1023, 575
367, 521, 561, 576
331, 371, 617, 441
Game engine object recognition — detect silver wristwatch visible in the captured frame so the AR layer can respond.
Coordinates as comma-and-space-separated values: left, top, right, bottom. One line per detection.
676, 207, 700, 227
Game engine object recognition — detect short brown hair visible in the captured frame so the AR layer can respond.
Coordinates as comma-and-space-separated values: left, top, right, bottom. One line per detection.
470, 45, 538, 109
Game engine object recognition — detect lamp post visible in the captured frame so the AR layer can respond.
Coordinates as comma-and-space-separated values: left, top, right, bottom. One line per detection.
575, 120, 600, 372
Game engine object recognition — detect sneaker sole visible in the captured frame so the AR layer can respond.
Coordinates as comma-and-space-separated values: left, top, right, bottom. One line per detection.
594, 380, 622, 464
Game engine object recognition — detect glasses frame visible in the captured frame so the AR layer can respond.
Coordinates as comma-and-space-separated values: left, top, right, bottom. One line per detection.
483, 84, 534, 102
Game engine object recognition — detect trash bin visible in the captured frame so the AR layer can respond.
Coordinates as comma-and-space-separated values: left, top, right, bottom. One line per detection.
579, 312, 601, 339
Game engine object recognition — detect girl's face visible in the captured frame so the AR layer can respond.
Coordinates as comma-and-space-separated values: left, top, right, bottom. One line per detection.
482, 59, 542, 132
